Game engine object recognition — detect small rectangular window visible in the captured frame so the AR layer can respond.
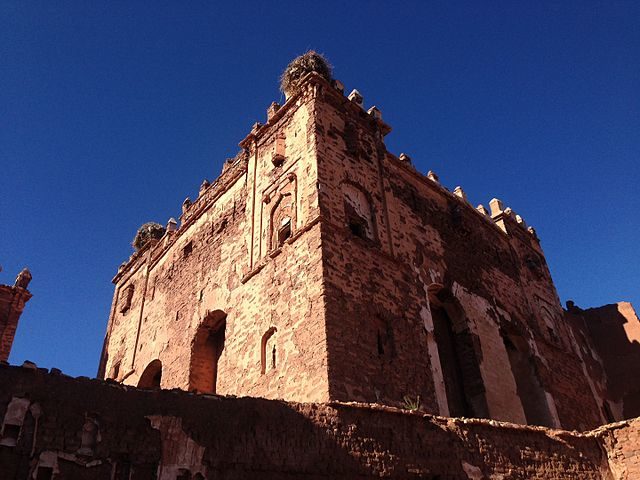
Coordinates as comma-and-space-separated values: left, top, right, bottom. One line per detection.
277, 219, 292, 247
183, 242, 193, 258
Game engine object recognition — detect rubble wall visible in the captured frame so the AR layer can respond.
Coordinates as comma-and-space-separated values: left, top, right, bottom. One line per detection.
1, 365, 634, 480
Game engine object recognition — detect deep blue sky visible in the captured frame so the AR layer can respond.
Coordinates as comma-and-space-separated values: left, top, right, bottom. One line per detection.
2, 2, 638, 377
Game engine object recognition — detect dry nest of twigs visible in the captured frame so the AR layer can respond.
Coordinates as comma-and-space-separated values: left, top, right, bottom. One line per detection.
280, 51, 332, 96
132, 222, 165, 250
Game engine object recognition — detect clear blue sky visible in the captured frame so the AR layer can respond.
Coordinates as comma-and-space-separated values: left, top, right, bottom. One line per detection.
2, 2, 638, 377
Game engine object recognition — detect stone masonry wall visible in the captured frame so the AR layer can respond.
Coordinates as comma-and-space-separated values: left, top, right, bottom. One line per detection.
100, 71, 631, 433
100, 84, 330, 403
0, 281, 32, 363
312, 76, 604, 430
2, 365, 637, 480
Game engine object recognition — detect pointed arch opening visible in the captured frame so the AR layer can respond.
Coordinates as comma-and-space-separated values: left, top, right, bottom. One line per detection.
502, 331, 555, 426
189, 310, 227, 394
428, 284, 488, 418
138, 359, 162, 389
261, 327, 277, 374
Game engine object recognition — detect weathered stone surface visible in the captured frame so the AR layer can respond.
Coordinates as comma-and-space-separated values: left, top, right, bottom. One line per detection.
2, 365, 639, 479
97, 68, 637, 435
0, 269, 32, 363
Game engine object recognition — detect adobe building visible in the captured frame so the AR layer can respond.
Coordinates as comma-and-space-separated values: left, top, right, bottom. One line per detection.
0, 268, 32, 363
96, 52, 639, 432
1, 53, 639, 479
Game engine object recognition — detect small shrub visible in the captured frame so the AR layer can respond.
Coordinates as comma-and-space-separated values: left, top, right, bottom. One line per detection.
403, 395, 421, 411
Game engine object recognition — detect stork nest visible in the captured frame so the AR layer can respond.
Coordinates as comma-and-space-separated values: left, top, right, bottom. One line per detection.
132, 222, 165, 251
280, 51, 332, 96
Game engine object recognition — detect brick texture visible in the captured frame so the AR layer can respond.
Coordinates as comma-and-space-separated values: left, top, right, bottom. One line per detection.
97, 71, 637, 433
2, 365, 639, 479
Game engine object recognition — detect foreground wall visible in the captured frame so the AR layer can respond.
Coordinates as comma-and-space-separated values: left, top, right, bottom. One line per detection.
1, 365, 638, 480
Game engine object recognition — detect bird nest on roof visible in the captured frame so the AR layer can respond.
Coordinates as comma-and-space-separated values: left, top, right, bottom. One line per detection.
132, 222, 165, 251
280, 51, 332, 96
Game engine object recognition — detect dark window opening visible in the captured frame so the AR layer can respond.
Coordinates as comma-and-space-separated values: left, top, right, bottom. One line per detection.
36, 467, 54, 480
138, 360, 162, 389
261, 327, 277, 375
349, 219, 366, 239
183, 242, 193, 258
431, 304, 472, 417
375, 317, 394, 361
189, 311, 227, 394
271, 344, 277, 370
277, 219, 292, 247
1, 424, 21, 446
112, 361, 121, 379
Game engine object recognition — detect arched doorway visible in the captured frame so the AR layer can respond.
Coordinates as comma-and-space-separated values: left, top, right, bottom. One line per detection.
138, 359, 162, 389
428, 284, 489, 418
502, 332, 555, 426
189, 310, 227, 394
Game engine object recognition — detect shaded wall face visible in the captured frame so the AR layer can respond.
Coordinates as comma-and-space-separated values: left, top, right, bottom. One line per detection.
102, 95, 330, 403
314, 87, 603, 429
0, 365, 629, 480
571, 302, 640, 420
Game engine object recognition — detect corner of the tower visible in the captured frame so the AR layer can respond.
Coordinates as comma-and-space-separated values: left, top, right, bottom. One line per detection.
0, 267, 32, 363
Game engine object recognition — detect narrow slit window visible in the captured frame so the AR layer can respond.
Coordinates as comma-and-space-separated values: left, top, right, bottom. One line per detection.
183, 242, 193, 258
277, 218, 292, 247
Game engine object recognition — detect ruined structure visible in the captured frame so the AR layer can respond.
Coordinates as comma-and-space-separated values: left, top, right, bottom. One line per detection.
96, 53, 639, 432
2, 53, 638, 479
2, 364, 640, 479
0, 268, 32, 363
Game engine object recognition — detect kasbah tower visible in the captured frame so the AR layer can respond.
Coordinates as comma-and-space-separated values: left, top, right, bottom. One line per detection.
96, 51, 640, 432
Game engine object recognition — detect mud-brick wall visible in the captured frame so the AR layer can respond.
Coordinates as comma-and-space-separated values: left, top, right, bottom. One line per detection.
1, 365, 636, 479
600, 419, 640, 480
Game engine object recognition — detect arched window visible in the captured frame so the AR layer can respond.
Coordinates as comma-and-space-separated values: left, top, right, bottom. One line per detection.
261, 327, 277, 374
374, 316, 394, 361
270, 194, 294, 250
138, 360, 162, 389
342, 183, 375, 241
189, 310, 227, 394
